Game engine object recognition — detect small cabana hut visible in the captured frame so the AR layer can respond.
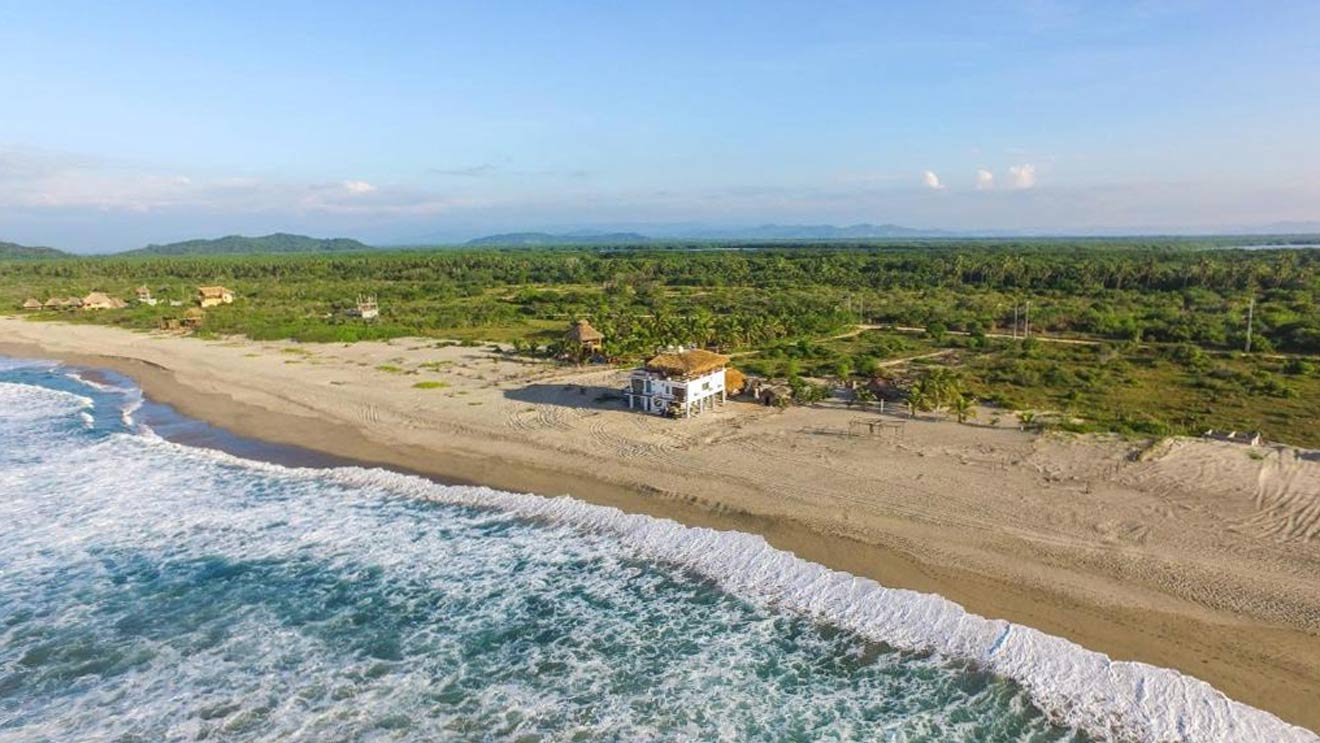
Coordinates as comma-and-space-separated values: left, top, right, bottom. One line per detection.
565, 319, 605, 353
135, 285, 157, 306
625, 347, 729, 417
43, 297, 65, 310
197, 286, 234, 307
182, 307, 206, 329
81, 292, 127, 310
21, 298, 43, 310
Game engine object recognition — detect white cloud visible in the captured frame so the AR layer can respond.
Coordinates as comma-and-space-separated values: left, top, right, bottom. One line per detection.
922, 170, 944, 190
342, 180, 377, 194
0, 148, 480, 217
976, 168, 995, 190
1008, 163, 1037, 189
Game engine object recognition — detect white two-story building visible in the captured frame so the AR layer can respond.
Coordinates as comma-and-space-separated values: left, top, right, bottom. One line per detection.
625, 348, 728, 418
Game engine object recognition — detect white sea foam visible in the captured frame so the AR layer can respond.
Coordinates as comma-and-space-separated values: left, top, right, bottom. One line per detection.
64, 369, 144, 427
2, 379, 1316, 743
119, 392, 143, 428
0, 381, 93, 421
65, 369, 115, 392
0, 356, 59, 373
127, 437, 1318, 743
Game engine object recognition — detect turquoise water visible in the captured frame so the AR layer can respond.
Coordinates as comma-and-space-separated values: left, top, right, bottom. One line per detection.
0, 361, 1079, 742
0, 358, 1310, 742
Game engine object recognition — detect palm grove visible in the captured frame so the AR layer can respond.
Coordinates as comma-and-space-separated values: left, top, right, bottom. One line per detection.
3, 242, 1318, 445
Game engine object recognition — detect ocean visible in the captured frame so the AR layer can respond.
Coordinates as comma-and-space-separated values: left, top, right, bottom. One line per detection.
0, 356, 1311, 743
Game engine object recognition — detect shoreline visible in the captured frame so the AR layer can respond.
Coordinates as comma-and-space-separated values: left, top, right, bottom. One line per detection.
2, 321, 1318, 734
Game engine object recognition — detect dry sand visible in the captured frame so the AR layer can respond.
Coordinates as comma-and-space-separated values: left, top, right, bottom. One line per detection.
3, 316, 1319, 732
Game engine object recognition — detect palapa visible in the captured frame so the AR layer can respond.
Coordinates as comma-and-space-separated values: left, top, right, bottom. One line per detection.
565, 319, 604, 343
197, 286, 235, 307
81, 292, 127, 310
644, 348, 729, 378
182, 307, 207, 328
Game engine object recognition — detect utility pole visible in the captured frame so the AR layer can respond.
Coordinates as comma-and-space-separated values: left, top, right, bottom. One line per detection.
1245, 296, 1255, 353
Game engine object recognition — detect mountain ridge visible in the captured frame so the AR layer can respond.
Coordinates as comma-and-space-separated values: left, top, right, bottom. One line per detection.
121, 233, 374, 256
464, 231, 651, 246
459, 223, 953, 245
0, 241, 70, 260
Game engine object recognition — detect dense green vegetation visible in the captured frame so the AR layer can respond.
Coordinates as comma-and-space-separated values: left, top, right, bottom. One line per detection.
3, 241, 1318, 444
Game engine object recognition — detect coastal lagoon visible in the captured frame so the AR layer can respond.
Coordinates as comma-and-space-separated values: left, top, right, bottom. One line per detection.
0, 357, 1311, 742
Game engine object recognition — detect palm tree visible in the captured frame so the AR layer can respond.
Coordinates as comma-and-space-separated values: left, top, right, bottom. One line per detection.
1016, 410, 1037, 430
906, 382, 927, 418
952, 394, 977, 424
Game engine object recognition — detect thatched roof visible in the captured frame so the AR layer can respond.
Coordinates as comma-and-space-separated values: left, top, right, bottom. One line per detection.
21, 298, 42, 309
566, 319, 604, 343
184, 307, 207, 319
65, 296, 84, 306
43, 297, 64, 308
644, 348, 730, 378
82, 292, 126, 308
197, 286, 231, 297
724, 367, 746, 393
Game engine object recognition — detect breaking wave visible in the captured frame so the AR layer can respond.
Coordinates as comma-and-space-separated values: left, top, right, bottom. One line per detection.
0, 372, 1314, 743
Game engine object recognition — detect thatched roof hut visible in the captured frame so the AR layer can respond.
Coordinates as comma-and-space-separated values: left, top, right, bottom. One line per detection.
43, 297, 64, 309
644, 348, 730, 379
81, 292, 127, 310
21, 298, 42, 310
182, 307, 206, 328
197, 286, 234, 307
565, 319, 604, 345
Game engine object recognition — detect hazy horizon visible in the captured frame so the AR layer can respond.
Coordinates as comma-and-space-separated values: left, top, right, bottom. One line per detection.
4, 2, 1319, 251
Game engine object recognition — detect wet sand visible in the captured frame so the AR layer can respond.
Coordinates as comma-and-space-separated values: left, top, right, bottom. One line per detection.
3, 318, 1318, 734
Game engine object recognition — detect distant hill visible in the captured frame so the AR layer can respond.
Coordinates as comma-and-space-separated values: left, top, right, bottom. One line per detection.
460, 224, 954, 245
122, 233, 374, 256
0, 240, 69, 260
689, 223, 955, 240
465, 231, 651, 246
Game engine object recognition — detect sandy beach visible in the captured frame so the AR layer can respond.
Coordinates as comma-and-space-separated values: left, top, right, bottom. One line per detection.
3, 316, 1318, 733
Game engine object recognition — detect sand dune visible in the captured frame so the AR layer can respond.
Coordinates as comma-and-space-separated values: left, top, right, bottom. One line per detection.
2, 316, 1318, 733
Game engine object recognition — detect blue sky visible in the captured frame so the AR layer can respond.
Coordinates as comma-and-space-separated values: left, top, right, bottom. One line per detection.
2, 1, 1318, 250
